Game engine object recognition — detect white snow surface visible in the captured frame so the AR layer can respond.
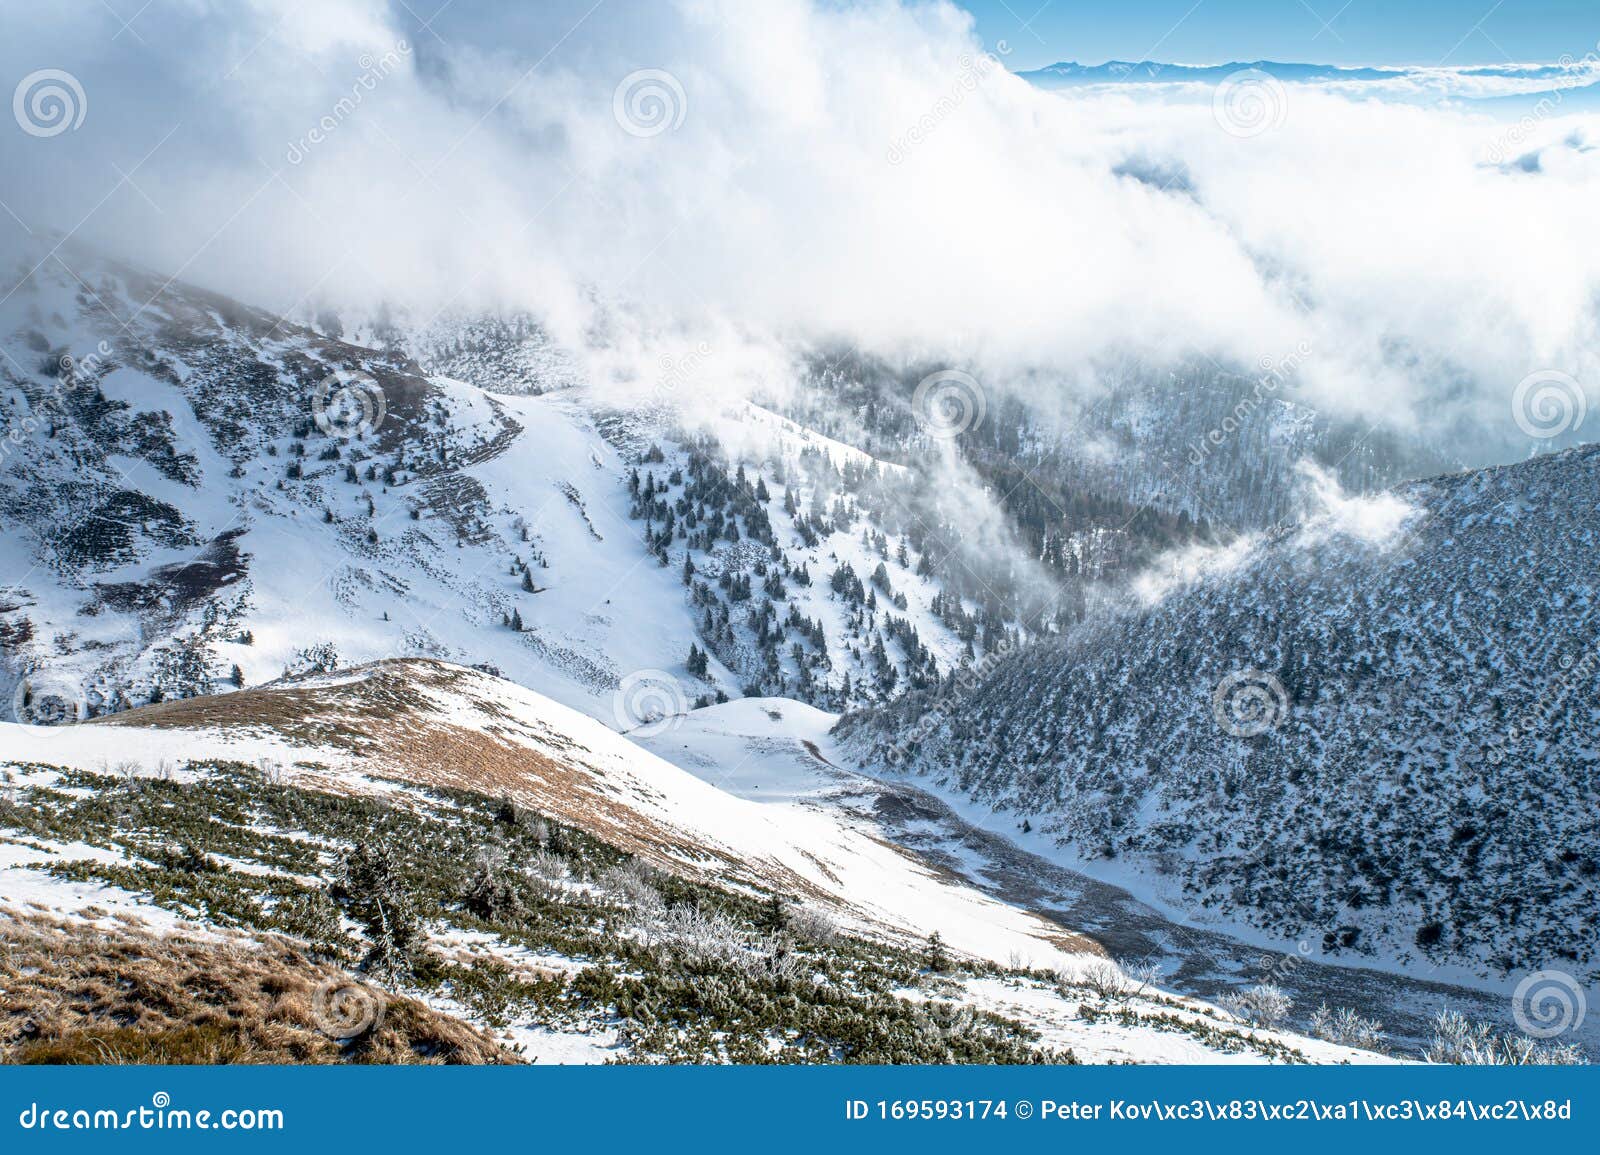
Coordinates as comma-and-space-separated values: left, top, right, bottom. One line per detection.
0, 662, 1089, 974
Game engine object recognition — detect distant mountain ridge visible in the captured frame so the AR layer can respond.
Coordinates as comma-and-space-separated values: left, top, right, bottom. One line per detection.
1017, 58, 1600, 113
1019, 60, 1398, 86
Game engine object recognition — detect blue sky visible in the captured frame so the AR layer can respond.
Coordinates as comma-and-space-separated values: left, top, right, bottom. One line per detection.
959, 0, 1600, 71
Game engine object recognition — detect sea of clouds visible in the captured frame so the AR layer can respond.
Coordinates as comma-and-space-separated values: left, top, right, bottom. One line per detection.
1, 0, 1597, 461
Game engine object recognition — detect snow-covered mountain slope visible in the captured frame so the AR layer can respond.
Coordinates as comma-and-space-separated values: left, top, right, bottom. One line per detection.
4, 250, 1584, 1062
0, 251, 670, 715
0, 250, 1012, 731
5, 659, 1086, 967
322, 307, 588, 398
0, 658, 1390, 1064
838, 445, 1600, 985
635, 694, 1584, 1055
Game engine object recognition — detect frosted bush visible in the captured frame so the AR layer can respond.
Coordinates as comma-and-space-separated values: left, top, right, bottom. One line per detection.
1221, 982, 1292, 1030
1079, 957, 1158, 1005
526, 849, 569, 882
786, 904, 839, 946
747, 936, 809, 986
1308, 1003, 1386, 1050
599, 860, 664, 917
1080, 959, 1129, 1001
1423, 1009, 1586, 1065
647, 903, 748, 966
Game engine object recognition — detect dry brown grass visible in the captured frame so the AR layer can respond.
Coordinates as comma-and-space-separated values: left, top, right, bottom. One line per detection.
92, 660, 763, 885
88, 658, 1098, 956
0, 912, 517, 1065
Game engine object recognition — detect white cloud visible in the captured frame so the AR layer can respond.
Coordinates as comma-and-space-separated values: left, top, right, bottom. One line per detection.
1294, 461, 1417, 546
1, 0, 1596, 461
